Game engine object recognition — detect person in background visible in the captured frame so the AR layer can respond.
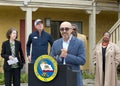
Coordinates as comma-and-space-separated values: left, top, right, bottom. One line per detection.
93, 31, 120, 86
26, 19, 53, 63
1, 28, 25, 86
72, 24, 87, 70
72, 24, 87, 48
50, 21, 86, 86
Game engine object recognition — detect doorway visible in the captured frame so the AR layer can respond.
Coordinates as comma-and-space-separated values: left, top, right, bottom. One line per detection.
51, 21, 82, 41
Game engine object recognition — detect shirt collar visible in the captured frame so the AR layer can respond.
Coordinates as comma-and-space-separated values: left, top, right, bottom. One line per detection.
63, 35, 72, 43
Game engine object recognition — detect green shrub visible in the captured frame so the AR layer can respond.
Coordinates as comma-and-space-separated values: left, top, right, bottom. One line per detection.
0, 73, 4, 85
20, 73, 28, 83
117, 74, 120, 80
0, 73, 28, 84
82, 70, 120, 80
82, 70, 95, 79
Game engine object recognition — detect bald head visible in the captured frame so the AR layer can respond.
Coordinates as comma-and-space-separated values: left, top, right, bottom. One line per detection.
60, 21, 72, 28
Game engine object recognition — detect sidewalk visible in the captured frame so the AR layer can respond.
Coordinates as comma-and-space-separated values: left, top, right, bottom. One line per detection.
83, 79, 94, 86
83, 79, 120, 86
0, 79, 94, 86
0, 79, 120, 86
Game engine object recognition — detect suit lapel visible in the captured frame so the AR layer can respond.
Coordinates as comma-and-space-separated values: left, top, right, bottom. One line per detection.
97, 43, 103, 55
6, 40, 12, 54
67, 36, 75, 53
59, 39, 63, 50
59, 36, 75, 53
15, 40, 17, 56
106, 42, 112, 56
55, 39, 63, 55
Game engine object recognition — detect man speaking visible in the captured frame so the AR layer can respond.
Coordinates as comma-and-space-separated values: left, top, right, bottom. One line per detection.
50, 21, 86, 86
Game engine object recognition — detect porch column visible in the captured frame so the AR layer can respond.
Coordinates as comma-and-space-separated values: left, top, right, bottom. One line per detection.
118, 3, 120, 18
26, 8, 32, 42
118, 3, 120, 45
20, 7, 38, 73
86, 1, 96, 73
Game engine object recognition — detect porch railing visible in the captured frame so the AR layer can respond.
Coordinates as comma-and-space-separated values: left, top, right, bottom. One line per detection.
108, 19, 120, 46
99, 18, 120, 46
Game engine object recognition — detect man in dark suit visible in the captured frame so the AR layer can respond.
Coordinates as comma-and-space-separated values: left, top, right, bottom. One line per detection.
1, 28, 25, 86
50, 21, 86, 86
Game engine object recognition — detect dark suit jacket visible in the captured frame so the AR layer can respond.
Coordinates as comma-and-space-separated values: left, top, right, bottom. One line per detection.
1, 40, 25, 71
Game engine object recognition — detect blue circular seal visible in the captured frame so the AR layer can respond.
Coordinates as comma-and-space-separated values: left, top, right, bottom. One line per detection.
34, 55, 58, 82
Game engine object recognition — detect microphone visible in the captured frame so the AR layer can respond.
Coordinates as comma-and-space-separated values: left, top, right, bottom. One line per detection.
62, 58, 66, 65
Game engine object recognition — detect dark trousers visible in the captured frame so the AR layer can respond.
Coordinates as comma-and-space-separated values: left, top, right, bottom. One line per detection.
4, 68, 21, 86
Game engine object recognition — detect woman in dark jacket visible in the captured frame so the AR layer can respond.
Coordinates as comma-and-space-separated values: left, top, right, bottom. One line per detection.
1, 27, 25, 86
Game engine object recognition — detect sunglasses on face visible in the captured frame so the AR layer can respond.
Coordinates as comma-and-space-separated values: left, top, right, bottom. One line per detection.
73, 28, 76, 31
60, 27, 70, 31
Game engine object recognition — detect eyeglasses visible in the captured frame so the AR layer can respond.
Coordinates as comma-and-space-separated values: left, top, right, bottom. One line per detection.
73, 28, 76, 31
60, 27, 70, 31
